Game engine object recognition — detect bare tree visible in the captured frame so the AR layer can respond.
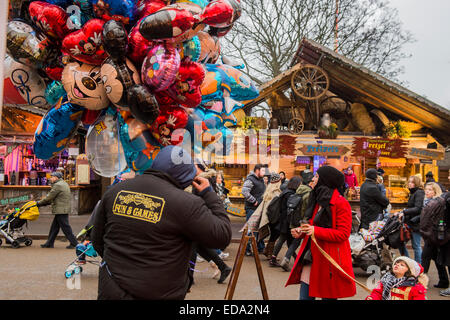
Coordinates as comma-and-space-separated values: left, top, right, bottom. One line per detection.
222, 0, 415, 85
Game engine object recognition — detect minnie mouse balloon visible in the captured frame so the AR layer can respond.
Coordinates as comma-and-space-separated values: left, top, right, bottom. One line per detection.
100, 58, 141, 109
162, 60, 205, 108
150, 105, 188, 146
61, 61, 109, 110
6, 20, 59, 68
199, 0, 241, 28
33, 100, 84, 159
3, 54, 48, 108
29, 1, 70, 40
139, 7, 195, 41
62, 19, 107, 65
85, 109, 127, 177
197, 31, 220, 63
141, 43, 180, 92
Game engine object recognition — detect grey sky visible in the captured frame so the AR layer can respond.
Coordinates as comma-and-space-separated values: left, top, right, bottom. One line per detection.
389, 0, 450, 109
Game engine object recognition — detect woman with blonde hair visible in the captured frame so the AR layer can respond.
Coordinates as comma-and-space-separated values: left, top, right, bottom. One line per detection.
421, 182, 448, 289
395, 175, 425, 263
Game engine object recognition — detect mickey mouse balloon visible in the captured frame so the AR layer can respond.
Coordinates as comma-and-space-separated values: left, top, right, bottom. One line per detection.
61, 61, 109, 110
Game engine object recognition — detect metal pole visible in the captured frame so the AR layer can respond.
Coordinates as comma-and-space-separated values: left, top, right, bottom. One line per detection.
0, 0, 9, 132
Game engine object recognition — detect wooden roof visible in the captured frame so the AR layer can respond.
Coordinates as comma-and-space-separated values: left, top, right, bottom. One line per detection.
244, 38, 450, 145
291, 39, 450, 145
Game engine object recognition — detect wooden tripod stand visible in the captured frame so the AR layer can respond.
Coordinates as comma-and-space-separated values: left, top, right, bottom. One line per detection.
224, 226, 269, 300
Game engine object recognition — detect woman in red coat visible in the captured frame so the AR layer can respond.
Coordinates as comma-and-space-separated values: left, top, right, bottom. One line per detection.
285, 166, 356, 300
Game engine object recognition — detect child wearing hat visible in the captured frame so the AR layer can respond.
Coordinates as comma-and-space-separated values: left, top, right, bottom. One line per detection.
366, 256, 428, 300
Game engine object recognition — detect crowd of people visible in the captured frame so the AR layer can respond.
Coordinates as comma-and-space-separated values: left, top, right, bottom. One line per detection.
33, 153, 449, 300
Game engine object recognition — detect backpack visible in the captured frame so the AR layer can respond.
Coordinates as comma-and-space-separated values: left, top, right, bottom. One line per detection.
420, 197, 450, 246
286, 193, 303, 226
266, 195, 282, 224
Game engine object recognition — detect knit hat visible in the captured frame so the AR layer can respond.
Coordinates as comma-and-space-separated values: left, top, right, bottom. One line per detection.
377, 168, 385, 176
393, 256, 423, 277
270, 173, 281, 183
51, 171, 63, 179
151, 146, 197, 189
365, 168, 378, 180
316, 165, 345, 189
425, 171, 433, 177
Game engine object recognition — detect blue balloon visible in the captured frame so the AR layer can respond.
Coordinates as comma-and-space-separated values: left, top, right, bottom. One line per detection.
90, 0, 137, 26
118, 115, 162, 173
45, 81, 67, 106
182, 36, 201, 62
34, 100, 84, 159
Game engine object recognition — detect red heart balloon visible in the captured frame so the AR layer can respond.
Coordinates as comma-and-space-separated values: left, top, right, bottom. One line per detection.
163, 60, 205, 108
29, 1, 70, 40
128, 19, 154, 67
200, 0, 241, 28
150, 105, 188, 146
136, 0, 168, 19
45, 66, 64, 81
82, 109, 102, 125
62, 19, 107, 65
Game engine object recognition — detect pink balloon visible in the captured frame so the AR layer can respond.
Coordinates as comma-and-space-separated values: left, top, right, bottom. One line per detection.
141, 43, 180, 92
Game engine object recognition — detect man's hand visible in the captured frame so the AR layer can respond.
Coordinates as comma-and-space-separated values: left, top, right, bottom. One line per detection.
291, 227, 302, 239
254, 201, 258, 207
192, 176, 211, 193
299, 224, 314, 236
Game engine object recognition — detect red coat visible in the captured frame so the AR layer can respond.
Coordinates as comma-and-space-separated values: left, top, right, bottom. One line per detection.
366, 282, 427, 300
285, 189, 356, 299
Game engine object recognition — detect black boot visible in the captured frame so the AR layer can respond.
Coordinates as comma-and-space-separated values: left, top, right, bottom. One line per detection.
212, 254, 232, 284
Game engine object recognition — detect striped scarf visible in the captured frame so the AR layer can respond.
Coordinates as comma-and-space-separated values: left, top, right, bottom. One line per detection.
380, 273, 408, 300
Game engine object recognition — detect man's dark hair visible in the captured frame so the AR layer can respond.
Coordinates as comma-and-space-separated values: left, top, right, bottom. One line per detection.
287, 176, 302, 190
254, 164, 263, 172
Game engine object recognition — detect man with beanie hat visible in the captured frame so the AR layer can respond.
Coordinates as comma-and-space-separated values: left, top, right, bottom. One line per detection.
91, 146, 232, 300
359, 168, 390, 229
38, 171, 78, 249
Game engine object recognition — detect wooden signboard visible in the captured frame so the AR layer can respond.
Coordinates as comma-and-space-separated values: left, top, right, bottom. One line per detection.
351, 138, 407, 158
76, 154, 90, 185
408, 147, 444, 160
298, 144, 350, 156
244, 134, 297, 157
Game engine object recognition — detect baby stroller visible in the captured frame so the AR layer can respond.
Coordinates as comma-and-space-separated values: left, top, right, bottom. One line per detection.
0, 201, 39, 248
64, 201, 101, 279
350, 213, 400, 273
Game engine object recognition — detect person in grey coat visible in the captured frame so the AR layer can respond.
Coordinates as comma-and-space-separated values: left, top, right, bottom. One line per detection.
37, 171, 78, 249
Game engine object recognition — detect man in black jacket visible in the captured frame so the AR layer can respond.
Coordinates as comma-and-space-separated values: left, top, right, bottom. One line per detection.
91, 146, 232, 300
359, 168, 390, 229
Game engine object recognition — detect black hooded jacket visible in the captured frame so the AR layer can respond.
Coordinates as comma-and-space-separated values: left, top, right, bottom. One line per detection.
91, 169, 232, 300
360, 178, 390, 229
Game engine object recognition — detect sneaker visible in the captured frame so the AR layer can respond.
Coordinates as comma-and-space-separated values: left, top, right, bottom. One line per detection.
219, 252, 229, 260
280, 257, 291, 272
218, 266, 232, 284
40, 244, 54, 248
440, 288, 450, 297
66, 245, 76, 249
196, 256, 205, 263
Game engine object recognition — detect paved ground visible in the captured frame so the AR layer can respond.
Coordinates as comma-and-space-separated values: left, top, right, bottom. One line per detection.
0, 238, 448, 300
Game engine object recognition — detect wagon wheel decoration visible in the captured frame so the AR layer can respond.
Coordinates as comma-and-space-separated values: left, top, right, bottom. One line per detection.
291, 64, 329, 100
288, 118, 304, 134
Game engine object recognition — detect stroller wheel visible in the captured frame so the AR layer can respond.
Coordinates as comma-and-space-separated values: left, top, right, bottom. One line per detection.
11, 240, 20, 249
24, 239, 33, 246
65, 270, 73, 279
